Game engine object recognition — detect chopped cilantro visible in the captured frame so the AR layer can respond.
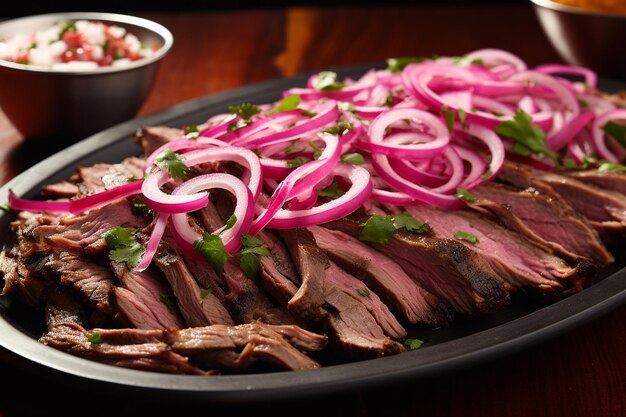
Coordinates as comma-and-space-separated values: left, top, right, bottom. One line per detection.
602, 121, 626, 149
184, 125, 200, 139
154, 148, 187, 181
222, 214, 237, 234
480, 169, 493, 181
495, 111, 558, 162
442, 105, 455, 133
338, 101, 357, 113
301, 109, 318, 117
87, 332, 103, 345
393, 212, 431, 234
317, 181, 344, 199
131, 196, 152, 218
312, 71, 346, 91
0, 203, 11, 212
455, 188, 477, 202
228, 103, 261, 121
340, 153, 366, 165
238, 234, 270, 279
386, 56, 426, 73
193, 233, 229, 274
284, 140, 305, 155
160, 294, 175, 310
454, 231, 479, 244
357, 287, 370, 297
273, 94, 301, 113
200, 288, 213, 299
102, 227, 145, 269
322, 121, 353, 136
404, 338, 424, 350
287, 156, 308, 168
308, 141, 323, 159
598, 161, 626, 173
359, 214, 396, 244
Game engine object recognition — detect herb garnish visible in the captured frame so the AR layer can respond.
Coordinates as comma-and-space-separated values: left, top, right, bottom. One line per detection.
455, 188, 477, 202
131, 196, 152, 218
287, 156, 308, 168
154, 149, 187, 181
454, 231, 479, 244
602, 121, 626, 149
359, 212, 430, 243
495, 110, 558, 162
598, 161, 626, 173
184, 125, 200, 139
313, 71, 346, 91
322, 120, 353, 136
238, 234, 271, 279
160, 294, 175, 310
0, 203, 10, 212
317, 181, 344, 199
386, 56, 427, 73
102, 227, 145, 269
357, 287, 370, 297
228, 103, 261, 121
340, 153, 366, 165
87, 332, 103, 345
404, 338, 424, 350
193, 233, 229, 274
200, 288, 213, 299
273, 94, 301, 113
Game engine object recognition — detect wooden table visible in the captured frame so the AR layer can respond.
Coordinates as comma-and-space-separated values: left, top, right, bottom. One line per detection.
0, 4, 624, 416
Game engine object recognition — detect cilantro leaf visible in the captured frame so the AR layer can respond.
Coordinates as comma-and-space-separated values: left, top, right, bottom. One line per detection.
495, 110, 558, 162
284, 141, 305, 155
154, 149, 187, 181
228, 103, 261, 121
442, 105, 455, 133
393, 212, 431, 234
454, 231, 479, 244
239, 252, 261, 280
160, 294, 175, 310
200, 288, 212, 299
308, 141, 323, 159
274, 94, 301, 113
87, 332, 103, 345
602, 121, 626, 149
184, 125, 199, 139
102, 227, 145, 269
317, 181, 344, 199
287, 156, 308, 168
222, 214, 237, 234
404, 338, 424, 350
322, 121, 353, 136
312, 71, 346, 92
241, 233, 265, 249
131, 196, 152, 218
598, 161, 626, 173
359, 215, 396, 244
455, 188, 477, 202
386, 56, 426, 73
193, 233, 229, 274
0, 203, 11, 212
357, 287, 370, 297
340, 153, 366, 165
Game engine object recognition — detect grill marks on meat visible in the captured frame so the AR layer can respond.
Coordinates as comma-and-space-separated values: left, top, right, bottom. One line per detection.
324, 216, 510, 315
470, 182, 613, 266
309, 225, 452, 327
567, 169, 626, 196
32, 199, 147, 255
278, 228, 405, 357
111, 262, 185, 329
406, 205, 590, 294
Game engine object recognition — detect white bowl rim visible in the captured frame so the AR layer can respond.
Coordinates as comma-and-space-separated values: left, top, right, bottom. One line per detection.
530, 0, 626, 19
0, 11, 173, 75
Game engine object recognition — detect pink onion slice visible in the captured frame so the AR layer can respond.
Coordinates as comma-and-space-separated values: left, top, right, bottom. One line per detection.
134, 212, 170, 272
141, 169, 209, 214
591, 109, 626, 163
170, 173, 254, 253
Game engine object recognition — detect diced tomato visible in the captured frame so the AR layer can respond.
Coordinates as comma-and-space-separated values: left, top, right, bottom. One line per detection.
62, 31, 83, 48
61, 50, 77, 62
16, 50, 29, 64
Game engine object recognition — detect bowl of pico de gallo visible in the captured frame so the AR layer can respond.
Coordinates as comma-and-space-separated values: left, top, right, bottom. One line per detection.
0, 12, 173, 144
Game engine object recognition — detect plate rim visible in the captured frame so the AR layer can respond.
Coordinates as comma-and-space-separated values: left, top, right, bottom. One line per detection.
1, 65, 625, 403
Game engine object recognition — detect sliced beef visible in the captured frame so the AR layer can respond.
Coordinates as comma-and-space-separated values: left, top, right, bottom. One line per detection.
471, 182, 613, 266
323, 216, 510, 315
41, 180, 80, 199
32, 199, 146, 255
257, 230, 300, 306
566, 169, 626, 196
153, 244, 234, 327
0, 248, 55, 309
309, 225, 452, 327
70, 156, 146, 195
133, 125, 185, 156
222, 260, 297, 325
111, 262, 185, 329
498, 161, 626, 243
407, 205, 591, 295
278, 228, 405, 357
164, 322, 325, 371
112, 287, 168, 330
46, 250, 117, 314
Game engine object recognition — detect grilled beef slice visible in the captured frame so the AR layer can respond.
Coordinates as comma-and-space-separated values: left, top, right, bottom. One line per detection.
308, 225, 452, 327
278, 228, 405, 357
69, 156, 146, 196
498, 162, 626, 243
154, 243, 234, 327
111, 262, 185, 329
257, 230, 300, 306
323, 216, 510, 315
0, 248, 55, 309
406, 205, 591, 294
133, 125, 185, 156
471, 182, 613, 266
32, 199, 146, 255
566, 169, 626, 196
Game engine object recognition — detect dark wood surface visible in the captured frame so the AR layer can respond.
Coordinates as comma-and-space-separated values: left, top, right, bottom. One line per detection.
0, 4, 624, 416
